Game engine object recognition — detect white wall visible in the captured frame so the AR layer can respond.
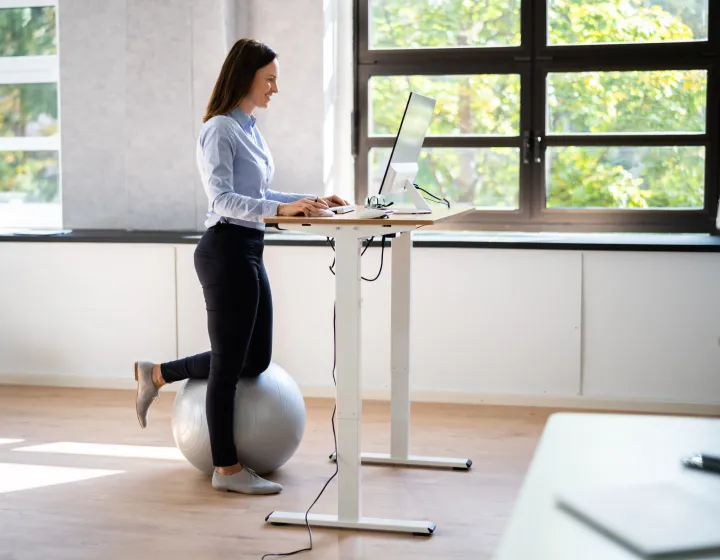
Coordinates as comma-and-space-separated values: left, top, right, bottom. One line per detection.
178, 244, 582, 396
0, 243, 177, 383
582, 252, 720, 402
2, 241, 719, 414
58, 0, 130, 230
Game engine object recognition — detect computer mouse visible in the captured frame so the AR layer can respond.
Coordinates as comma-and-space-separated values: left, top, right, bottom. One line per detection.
313, 208, 335, 217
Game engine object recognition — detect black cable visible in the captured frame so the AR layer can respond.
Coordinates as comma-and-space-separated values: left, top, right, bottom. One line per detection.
414, 184, 450, 208
326, 237, 337, 275
361, 237, 374, 257
326, 236, 387, 281
261, 307, 339, 560
361, 236, 386, 282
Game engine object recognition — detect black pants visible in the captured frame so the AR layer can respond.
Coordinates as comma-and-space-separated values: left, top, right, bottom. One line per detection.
161, 222, 272, 467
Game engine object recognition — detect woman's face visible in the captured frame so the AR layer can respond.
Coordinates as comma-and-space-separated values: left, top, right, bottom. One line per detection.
247, 58, 279, 111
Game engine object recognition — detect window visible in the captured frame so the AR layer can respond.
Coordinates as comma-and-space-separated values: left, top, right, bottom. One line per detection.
0, 0, 59, 229
355, 0, 718, 232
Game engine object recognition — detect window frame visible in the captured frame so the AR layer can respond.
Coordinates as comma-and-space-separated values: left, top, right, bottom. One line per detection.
353, 0, 720, 233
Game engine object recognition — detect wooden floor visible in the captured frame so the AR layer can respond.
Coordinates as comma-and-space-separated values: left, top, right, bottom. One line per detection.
0, 385, 564, 560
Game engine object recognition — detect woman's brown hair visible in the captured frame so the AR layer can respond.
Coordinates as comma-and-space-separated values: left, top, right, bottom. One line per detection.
203, 38, 277, 123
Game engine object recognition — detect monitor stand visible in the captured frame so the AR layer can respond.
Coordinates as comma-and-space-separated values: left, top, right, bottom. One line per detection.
390, 179, 432, 214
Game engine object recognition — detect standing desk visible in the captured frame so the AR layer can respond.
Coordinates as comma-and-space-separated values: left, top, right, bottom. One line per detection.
262, 206, 474, 535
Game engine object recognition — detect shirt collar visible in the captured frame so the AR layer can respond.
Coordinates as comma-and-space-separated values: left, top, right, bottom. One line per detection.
230, 107, 256, 130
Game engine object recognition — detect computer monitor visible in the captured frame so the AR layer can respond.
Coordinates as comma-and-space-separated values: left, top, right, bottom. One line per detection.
377, 92, 436, 214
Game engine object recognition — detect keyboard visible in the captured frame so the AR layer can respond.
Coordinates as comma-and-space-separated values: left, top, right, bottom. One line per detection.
330, 204, 357, 214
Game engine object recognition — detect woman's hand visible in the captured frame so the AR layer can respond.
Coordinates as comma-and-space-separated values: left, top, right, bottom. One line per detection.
320, 194, 351, 208
277, 197, 330, 217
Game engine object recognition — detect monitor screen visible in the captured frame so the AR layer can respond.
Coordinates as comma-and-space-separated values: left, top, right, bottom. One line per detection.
378, 92, 436, 194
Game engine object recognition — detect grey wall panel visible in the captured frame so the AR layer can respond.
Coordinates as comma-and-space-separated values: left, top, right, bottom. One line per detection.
59, 0, 128, 229
125, 0, 196, 230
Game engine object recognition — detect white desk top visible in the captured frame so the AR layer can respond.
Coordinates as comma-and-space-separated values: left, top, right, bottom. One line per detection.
493, 412, 720, 560
263, 205, 474, 227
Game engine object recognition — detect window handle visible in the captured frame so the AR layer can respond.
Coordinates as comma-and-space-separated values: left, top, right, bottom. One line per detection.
522, 131, 531, 164
533, 135, 543, 163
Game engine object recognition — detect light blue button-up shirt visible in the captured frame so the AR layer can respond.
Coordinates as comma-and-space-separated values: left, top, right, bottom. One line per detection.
196, 107, 315, 231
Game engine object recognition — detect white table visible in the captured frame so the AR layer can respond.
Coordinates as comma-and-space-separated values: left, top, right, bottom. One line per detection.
262, 207, 474, 535
493, 412, 720, 560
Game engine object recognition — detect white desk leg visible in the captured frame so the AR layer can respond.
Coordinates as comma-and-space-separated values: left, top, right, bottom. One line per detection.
267, 231, 435, 535
390, 230, 412, 460
334, 232, 362, 522
330, 231, 471, 471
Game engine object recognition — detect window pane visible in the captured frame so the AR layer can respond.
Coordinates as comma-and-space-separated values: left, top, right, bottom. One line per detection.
370, 75, 520, 137
0, 7, 56, 56
0, 83, 58, 137
370, 0, 521, 49
546, 146, 704, 209
549, 0, 708, 45
371, 147, 519, 209
0, 151, 59, 204
548, 71, 707, 134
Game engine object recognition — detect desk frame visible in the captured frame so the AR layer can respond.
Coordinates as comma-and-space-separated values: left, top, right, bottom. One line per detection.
264, 217, 471, 535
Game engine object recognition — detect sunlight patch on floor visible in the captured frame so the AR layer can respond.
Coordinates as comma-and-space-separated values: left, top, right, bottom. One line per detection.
0, 439, 24, 445
13, 442, 185, 460
0, 462, 122, 494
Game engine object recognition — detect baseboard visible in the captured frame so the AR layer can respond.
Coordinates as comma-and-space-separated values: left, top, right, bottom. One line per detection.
0, 374, 181, 393
1, 375, 718, 415
301, 387, 720, 415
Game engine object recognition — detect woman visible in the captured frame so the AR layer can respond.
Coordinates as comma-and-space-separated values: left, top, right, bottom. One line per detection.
133, 38, 349, 495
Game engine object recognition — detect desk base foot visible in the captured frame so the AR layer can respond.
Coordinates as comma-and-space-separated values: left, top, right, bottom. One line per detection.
329, 452, 472, 470
265, 511, 435, 535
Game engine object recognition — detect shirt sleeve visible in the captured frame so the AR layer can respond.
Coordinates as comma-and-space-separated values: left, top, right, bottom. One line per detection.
265, 189, 317, 203
199, 120, 280, 222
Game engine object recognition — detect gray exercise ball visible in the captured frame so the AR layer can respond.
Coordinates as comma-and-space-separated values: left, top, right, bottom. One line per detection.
171, 362, 306, 475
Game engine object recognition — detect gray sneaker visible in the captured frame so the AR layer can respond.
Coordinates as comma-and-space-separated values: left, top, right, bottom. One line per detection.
134, 361, 159, 429
212, 467, 283, 495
